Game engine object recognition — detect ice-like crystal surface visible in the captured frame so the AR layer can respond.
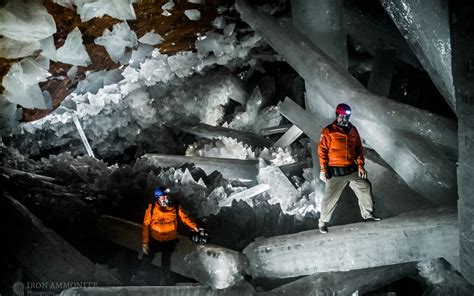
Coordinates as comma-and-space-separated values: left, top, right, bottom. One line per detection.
186, 137, 256, 160
219, 184, 269, 208
67, 66, 78, 80
76, 69, 124, 95
138, 31, 164, 46
243, 208, 458, 278
167, 51, 197, 78
0, 37, 41, 59
184, 9, 201, 21
380, 0, 455, 112
95, 22, 138, 63
212, 16, 226, 29
17, 27, 266, 157
227, 87, 282, 134
257, 165, 299, 211
56, 27, 91, 67
39, 36, 57, 62
0, 95, 19, 135
0, 0, 56, 43
161, 0, 175, 11
162, 10, 172, 17
235, 0, 456, 151
272, 125, 303, 148
2, 58, 52, 109
267, 263, 417, 295
78, 0, 136, 22
128, 44, 154, 68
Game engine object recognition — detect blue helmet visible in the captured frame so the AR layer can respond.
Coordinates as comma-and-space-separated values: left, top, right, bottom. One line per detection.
154, 186, 170, 198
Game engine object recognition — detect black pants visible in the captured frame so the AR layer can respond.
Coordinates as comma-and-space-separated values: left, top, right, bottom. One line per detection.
137, 239, 178, 284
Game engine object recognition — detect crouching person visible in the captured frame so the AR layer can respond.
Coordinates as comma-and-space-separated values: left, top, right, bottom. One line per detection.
136, 186, 201, 285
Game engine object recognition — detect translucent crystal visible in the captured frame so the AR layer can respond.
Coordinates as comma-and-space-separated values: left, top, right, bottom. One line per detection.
56, 27, 91, 67
0, 95, 19, 134
243, 208, 458, 278
257, 165, 299, 211
78, 0, 136, 22
138, 31, 164, 45
94, 22, 137, 63
39, 36, 57, 61
380, 0, 455, 112
2, 58, 52, 109
161, 0, 175, 11
129, 44, 154, 68
66, 66, 78, 80
219, 184, 269, 208
235, 0, 456, 152
0, 37, 41, 59
212, 16, 226, 29
184, 9, 201, 21
0, 0, 56, 43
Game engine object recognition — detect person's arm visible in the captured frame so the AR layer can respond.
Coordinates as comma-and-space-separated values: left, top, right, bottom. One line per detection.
142, 204, 152, 246
317, 128, 330, 173
178, 206, 199, 231
353, 127, 365, 168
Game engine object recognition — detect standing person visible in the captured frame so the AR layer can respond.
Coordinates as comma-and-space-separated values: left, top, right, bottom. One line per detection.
317, 103, 381, 234
137, 186, 202, 284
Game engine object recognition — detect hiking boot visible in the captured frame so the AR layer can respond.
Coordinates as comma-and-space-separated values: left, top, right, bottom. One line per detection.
364, 216, 382, 222
319, 224, 328, 234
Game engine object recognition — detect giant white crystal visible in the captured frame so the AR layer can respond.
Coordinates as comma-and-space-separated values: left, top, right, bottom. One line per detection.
243, 208, 458, 278
380, 0, 455, 112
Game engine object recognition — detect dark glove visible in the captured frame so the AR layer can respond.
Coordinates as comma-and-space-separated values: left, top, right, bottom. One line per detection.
191, 228, 209, 244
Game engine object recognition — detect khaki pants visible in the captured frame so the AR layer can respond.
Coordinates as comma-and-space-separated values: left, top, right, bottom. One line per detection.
319, 172, 374, 225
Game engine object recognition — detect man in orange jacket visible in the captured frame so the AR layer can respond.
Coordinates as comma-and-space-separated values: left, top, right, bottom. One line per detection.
317, 103, 381, 234
137, 186, 201, 284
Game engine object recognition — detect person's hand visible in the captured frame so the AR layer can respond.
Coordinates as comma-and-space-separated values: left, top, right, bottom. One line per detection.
358, 167, 367, 179
142, 243, 149, 255
319, 171, 327, 183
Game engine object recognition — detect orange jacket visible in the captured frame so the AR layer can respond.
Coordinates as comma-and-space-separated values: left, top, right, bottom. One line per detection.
318, 121, 364, 172
142, 202, 198, 245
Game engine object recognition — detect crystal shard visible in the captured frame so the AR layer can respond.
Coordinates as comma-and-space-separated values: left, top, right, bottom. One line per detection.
144, 154, 259, 182
2, 58, 52, 109
257, 165, 299, 211
185, 9, 201, 21
56, 27, 91, 67
219, 184, 270, 208
138, 31, 164, 45
94, 22, 138, 63
78, 0, 137, 22
0, 0, 56, 43
0, 37, 41, 59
